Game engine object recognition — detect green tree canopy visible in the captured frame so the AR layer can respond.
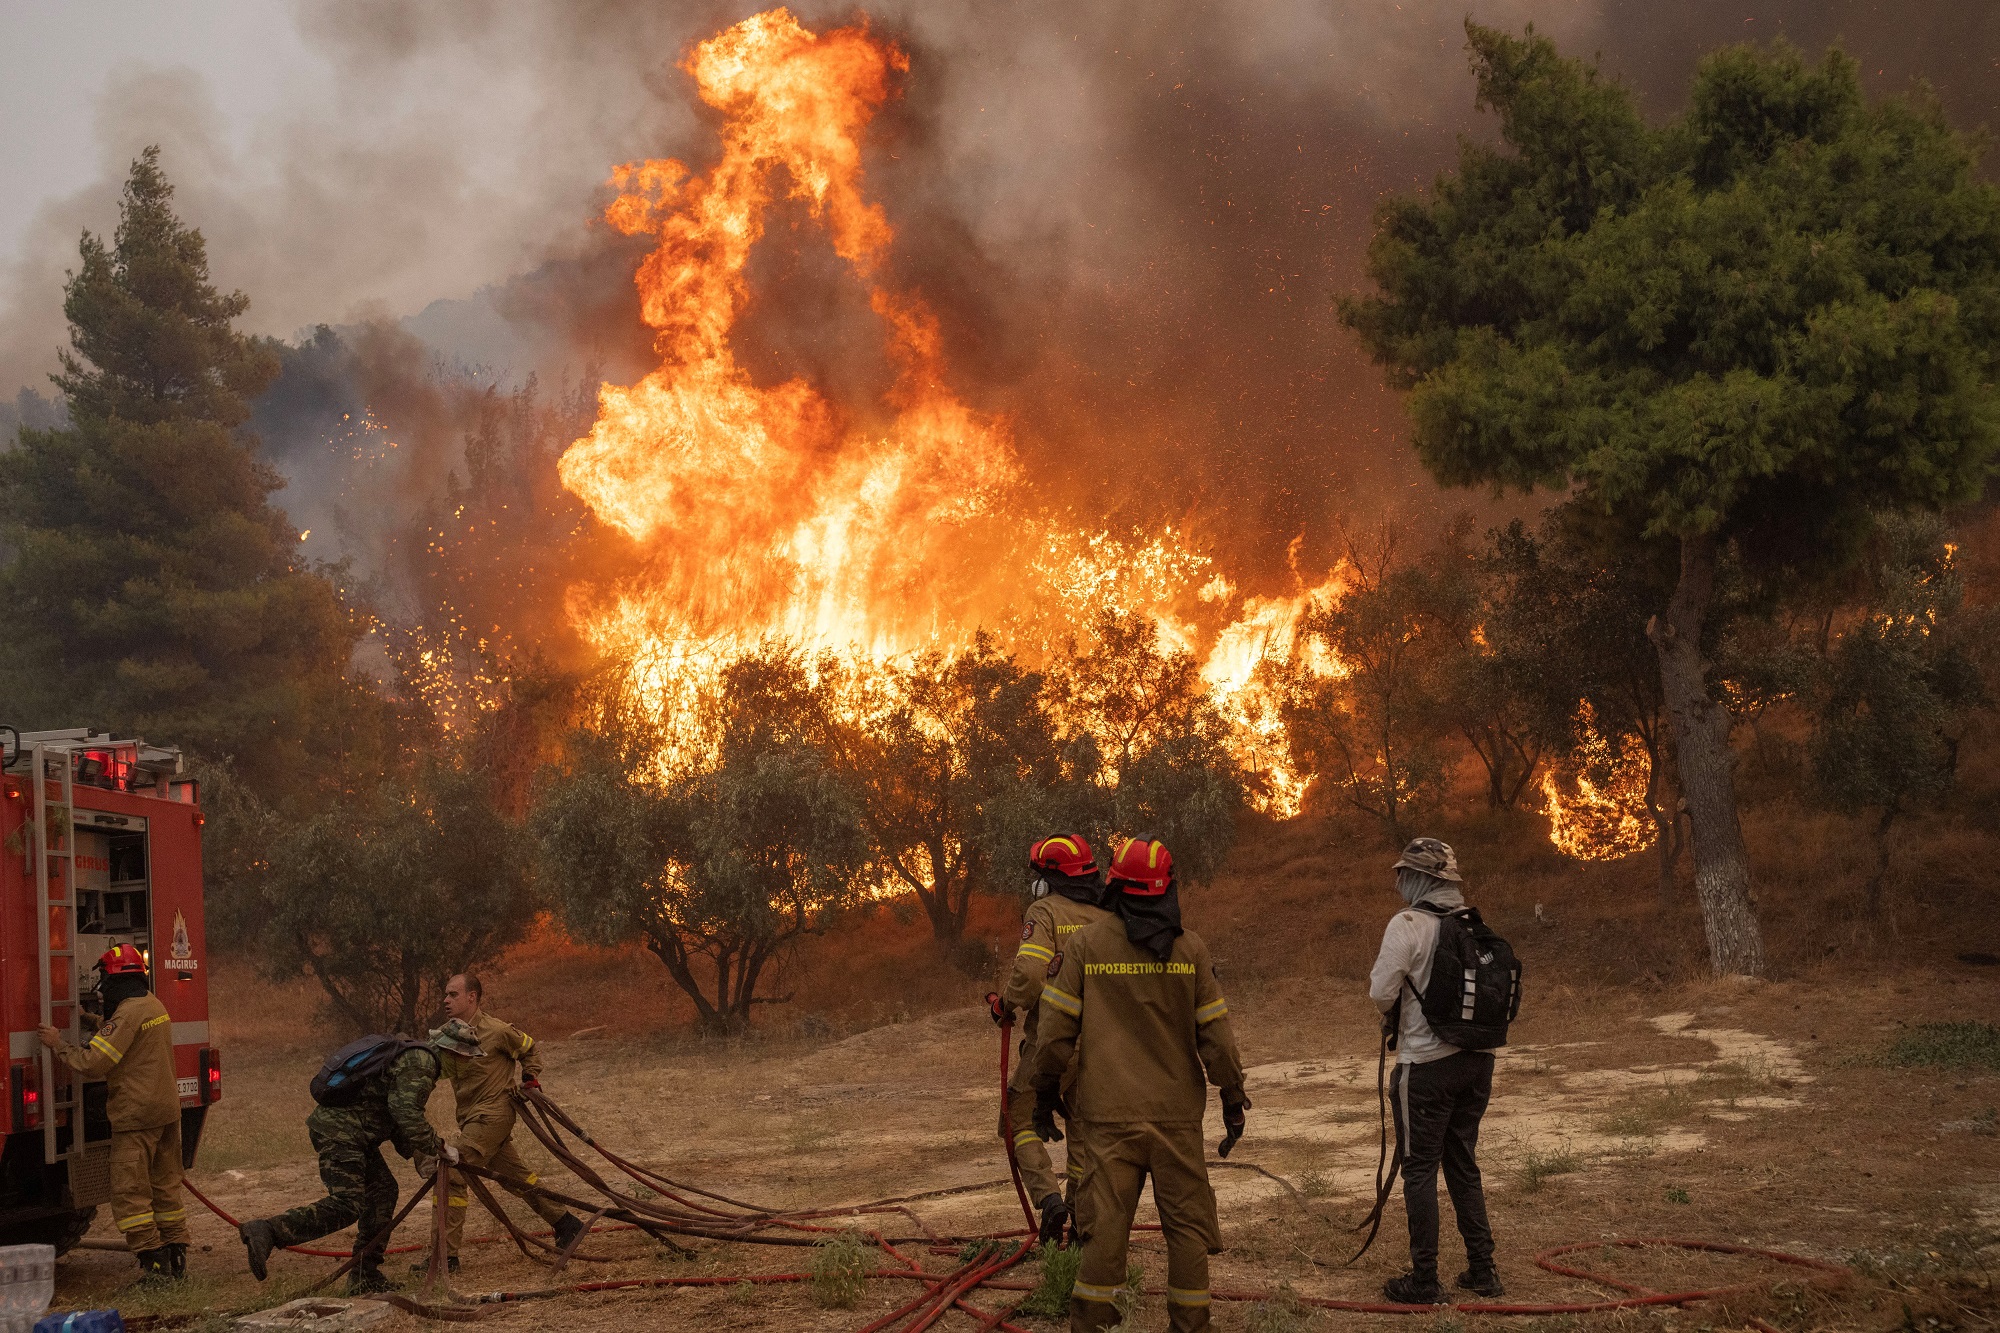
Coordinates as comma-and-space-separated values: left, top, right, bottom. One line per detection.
1810, 512, 1990, 914
249, 758, 538, 1035
841, 634, 1078, 956
0, 148, 358, 790
535, 650, 871, 1034
1341, 28, 2000, 974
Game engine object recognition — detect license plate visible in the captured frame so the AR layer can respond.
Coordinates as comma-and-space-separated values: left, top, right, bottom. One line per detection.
176, 1077, 198, 1099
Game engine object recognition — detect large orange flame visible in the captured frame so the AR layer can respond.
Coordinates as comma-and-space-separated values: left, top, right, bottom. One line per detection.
560, 10, 1015, 672
556, 9, 1342, 809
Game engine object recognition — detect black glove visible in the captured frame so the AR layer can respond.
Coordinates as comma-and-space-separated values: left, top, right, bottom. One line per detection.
1218, 1090, 1250, 1158
985, 992, 1009, 1028
1033, 1086, 1064, 1144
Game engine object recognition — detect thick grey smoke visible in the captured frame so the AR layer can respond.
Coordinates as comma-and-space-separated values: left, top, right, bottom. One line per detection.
3, 0, 1992, 583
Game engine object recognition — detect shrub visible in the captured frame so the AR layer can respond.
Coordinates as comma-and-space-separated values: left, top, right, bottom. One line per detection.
811, 1230, 872, 1309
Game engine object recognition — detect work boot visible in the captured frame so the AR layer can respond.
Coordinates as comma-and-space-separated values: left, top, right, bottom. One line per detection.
1383, 1273, 1445, 1305
239, 1219, 277, 1281
553, 1214, 585, 1250
167, 1242, 188, 1280
1456, 1267, 1505, 1298
410, 1253, 460, 1275
349, 1252, 392, 1295
135, 1247, 173, 1282
1036, 1193, 1070, 1248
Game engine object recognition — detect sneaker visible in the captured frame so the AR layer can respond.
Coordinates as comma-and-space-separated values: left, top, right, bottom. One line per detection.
410, 1254, 460, 1275
1457, 1267, 1505, 1298
239, 1219, 277, 1282
1035, 1194, 1070, 1248
1383, 1273, 1446, 1305
553, 1214, 585, 1250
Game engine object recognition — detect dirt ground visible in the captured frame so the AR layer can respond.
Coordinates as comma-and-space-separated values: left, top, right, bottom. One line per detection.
41, 961, 2000, 1332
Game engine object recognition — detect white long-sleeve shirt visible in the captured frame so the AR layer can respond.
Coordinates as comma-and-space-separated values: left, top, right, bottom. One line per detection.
1369, 902, 1463, 1065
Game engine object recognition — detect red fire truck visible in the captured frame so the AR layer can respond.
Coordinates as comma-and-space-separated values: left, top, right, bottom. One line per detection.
0, 729, 220, 1251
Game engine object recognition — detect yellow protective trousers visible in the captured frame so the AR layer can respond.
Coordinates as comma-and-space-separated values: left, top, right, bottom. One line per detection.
438, 1105, 567, 1256
111, 1121, 188, 1253
1068, 1120, 1219, 1333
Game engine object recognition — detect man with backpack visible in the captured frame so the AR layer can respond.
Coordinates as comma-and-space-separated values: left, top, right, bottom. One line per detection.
1368, 837, 1517, 1305
237, 1033, 454, 1294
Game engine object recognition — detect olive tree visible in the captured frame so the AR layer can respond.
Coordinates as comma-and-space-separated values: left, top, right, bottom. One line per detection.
253, 760, 537, 1034
535, 650, 870, 1034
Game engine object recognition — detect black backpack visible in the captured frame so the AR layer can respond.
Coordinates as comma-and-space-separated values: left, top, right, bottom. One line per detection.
309, 1035, 429, 1107
1406, 904, 1522, 1050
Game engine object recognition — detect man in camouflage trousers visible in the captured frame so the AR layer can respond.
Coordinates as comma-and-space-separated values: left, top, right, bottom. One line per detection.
423, 974, 581, 1271
237, 1039, 449, 1294
1034, 836, 1248, 1333
991, 833, 1111, 1245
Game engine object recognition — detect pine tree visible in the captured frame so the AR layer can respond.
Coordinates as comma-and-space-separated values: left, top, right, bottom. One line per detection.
1342, 31, 2000, 976
0, 148, 361, 788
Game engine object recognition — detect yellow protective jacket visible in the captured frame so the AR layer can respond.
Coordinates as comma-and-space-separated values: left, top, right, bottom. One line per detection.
1033, 915, 1244, 1124
53, 993, 179, 1131
440, 1011, 543, 1122
1001, 891, 1112, 1084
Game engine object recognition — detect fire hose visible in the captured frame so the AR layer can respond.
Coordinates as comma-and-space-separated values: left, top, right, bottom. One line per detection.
167, 1031, 1850, 1330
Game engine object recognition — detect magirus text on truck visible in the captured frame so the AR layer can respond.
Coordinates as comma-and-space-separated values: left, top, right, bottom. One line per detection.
0, 729, 218, 1252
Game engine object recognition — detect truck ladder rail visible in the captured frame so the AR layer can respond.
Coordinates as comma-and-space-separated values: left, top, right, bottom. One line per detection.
31, 742, 80, 1166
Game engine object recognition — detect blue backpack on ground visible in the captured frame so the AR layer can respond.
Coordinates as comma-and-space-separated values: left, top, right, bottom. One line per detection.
35, 1312, 124, 1333
309, 1034, 426, 1107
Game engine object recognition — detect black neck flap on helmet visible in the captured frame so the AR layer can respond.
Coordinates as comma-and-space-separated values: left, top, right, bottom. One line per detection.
1039, 869, 1105, 908
99, 971, 150, 1013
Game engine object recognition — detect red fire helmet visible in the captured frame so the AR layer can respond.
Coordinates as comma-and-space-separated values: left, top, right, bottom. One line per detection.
1107, 835, 1173, 896
97, 944, 147, 976
1029, 833, 1096, 879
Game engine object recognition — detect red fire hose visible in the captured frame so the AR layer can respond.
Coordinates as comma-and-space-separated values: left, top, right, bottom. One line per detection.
994, 1014, 1038, 1235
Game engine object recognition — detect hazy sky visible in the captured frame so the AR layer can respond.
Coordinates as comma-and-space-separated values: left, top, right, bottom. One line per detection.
4, 1, 1995, 571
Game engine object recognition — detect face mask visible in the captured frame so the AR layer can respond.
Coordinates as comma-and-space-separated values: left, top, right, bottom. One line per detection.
1030, 877, 1050, 899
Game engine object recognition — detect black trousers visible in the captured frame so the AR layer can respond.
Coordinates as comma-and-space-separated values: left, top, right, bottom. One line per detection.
1390, 1050, 1496, 1280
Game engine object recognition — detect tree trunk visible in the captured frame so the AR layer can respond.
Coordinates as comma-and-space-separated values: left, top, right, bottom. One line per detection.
1647, 533, 1765, 977
1641, 740, 1675, 909
1866, 806, 1896, 918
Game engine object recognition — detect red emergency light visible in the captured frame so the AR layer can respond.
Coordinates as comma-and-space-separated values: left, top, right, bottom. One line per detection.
75, 748, 135, 793
9, 1062, 39, 1132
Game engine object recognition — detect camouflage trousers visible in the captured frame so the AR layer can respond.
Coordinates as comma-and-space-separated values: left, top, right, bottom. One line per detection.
267, 1108, 402, 1258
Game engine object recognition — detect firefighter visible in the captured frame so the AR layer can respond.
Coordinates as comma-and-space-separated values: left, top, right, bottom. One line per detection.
989, 833, 1111, 1245
419, 974, 582, 1272
37, 945, 188, 1281
1369, 837, 1501, 1303
1032, 836, 1248, 1333
237, 1035, 452, 1294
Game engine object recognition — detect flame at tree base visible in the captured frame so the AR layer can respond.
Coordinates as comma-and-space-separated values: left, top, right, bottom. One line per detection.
1540, 702, 1656, 861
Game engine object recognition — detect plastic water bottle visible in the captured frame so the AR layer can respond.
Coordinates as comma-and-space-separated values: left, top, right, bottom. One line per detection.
0, 1244, 54, 1332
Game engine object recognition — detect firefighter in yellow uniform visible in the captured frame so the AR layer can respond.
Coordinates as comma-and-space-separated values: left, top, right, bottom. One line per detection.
1033, 837, 1248, 1333
38, 945, 188, 1281
421, 974, 581, 1271
989, 833, 1111, 1245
